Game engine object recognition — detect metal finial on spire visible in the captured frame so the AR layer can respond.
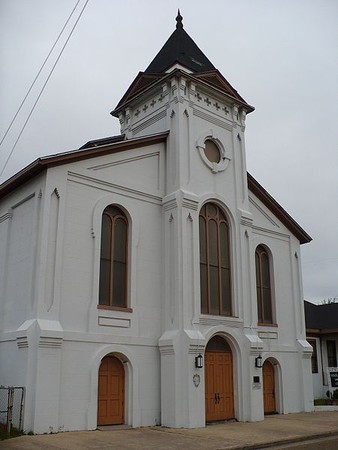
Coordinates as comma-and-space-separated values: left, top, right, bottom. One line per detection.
176, 9, 183, 28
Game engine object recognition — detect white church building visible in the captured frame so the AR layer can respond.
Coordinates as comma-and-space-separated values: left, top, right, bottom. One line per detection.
0, 12, 314, 433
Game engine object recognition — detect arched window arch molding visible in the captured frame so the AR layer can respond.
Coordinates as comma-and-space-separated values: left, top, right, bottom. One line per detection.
198, 196, 239, 318
254, 243, 276, 325
92, 196, 135, 238
204, 328, 242, 358
90, 196, 140, 312
87, 345, 141, 428
254, 242, 275, 283
198, 194, 237, 234
196, 129, 231, 173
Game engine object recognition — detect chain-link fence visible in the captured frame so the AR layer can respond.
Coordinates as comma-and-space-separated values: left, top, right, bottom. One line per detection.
0, 386, 25, 436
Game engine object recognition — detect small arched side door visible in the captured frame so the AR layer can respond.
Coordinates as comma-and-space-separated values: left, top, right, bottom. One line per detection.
97, 355, 124, 425
263, 360, 276, 414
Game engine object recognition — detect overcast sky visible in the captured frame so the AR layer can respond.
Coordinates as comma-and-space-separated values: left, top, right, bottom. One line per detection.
1, 0, 337, 304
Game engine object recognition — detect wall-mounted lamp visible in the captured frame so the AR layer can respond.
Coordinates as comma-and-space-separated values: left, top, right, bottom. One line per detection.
255, 354, 263, 369
195, 354, 203, 369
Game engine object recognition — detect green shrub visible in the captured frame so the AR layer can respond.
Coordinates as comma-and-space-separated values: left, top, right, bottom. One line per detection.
314, 398, 329, 405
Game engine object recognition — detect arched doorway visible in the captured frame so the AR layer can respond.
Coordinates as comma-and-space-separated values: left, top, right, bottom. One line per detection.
205, 336, 235, 422
263, 360, 276, 414
97, 355, 125, 425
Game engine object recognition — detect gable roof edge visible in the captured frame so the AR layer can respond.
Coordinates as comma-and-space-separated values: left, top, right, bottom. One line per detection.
247, 172, 312, 244
0, 132, 169, 199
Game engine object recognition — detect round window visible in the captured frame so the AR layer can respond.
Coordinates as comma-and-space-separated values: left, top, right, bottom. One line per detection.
204, 140, 220, 163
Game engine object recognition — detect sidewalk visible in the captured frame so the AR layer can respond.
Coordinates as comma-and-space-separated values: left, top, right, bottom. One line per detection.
1, 411, 338, 449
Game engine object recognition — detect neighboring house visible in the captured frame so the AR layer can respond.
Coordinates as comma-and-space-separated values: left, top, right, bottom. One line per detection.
305, 301, 338, 399
0, 13, 313, 433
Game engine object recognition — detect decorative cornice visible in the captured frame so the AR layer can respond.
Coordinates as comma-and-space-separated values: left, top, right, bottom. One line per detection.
163, 197, 178, 211
39, 336, 63, 348
241, 218, 253, 227
159, 345, 175, 355
16, 337, 29, 349
182, 198, 199, 210
132, 109, 167, 135
0, 212, 13, 223
193, 109, 233, 131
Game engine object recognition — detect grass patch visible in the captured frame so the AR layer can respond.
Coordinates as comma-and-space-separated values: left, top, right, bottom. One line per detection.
0, 426, 25, 441
314, 398, 338, 406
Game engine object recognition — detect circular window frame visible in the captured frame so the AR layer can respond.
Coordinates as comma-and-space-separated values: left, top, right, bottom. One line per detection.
196, 130, 231, 173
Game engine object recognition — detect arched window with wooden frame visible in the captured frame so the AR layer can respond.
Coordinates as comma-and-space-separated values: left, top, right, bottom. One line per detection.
99, 205, 128, 309
255, 245, 273, 324
199, 203, 232, 316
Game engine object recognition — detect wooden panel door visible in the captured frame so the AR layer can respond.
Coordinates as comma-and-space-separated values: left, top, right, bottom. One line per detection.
263, 360, 276, 414
205, 351, 234, 422
97, 356, 124, 425
205, 352, 217, 421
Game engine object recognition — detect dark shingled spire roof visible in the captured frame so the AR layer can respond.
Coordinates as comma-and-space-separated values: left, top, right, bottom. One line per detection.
145, 10, 216, 74
113, 11, 255, 114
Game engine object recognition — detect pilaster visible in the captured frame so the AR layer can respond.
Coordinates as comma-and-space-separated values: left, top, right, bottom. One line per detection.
162, 190, 199, 331
159, 329, 205, 428
16, 319, 63, 433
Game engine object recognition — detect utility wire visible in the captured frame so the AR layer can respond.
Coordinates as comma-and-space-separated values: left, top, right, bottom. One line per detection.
0, 0, 81, 147
0, 0, 90, 177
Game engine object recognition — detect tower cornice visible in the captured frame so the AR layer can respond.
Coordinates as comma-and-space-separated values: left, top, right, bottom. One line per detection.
111, 68, 254, 119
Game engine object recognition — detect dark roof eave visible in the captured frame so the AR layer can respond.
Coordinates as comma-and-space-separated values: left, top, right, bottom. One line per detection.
306, 328, 338, 335
247, 172, 312, 244
0, 132, 169, 199
112, 68, 254, 117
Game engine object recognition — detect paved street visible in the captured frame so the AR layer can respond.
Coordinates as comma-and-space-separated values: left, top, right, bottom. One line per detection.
1, 411, 338, 449
266, 435, 338, 449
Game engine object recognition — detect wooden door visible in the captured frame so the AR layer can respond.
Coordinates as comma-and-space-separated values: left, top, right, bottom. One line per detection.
263, 360, 276, 414
205, 344, 234, 422
97, 356, 124, 425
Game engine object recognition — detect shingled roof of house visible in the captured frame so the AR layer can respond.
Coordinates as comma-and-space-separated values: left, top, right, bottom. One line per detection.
305, 300, 338, 332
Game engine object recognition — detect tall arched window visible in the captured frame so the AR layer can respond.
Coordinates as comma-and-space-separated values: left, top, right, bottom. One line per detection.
255, 245, 273, 324
99, 205, 128, 308
199, 203, 232, 316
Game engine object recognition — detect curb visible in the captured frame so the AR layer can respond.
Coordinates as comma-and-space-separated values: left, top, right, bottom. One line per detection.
234, 430, 338, 449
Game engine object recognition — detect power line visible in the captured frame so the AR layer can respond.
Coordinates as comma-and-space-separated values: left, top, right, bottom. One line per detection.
0, 0, 82, 147
0, 0, 90, 178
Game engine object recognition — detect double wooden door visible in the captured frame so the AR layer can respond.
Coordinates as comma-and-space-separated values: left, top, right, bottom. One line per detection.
263, 360, 276, 414
97, 356, 124, 425
205, 349, 234, 421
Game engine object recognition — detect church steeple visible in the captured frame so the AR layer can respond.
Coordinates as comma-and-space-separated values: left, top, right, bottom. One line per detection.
144, 11, 216, 74
112, 12, 254, 132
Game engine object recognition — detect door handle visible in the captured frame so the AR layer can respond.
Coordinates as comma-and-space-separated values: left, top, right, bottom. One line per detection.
217, 393, 220, 404
214, 393, 217, 404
